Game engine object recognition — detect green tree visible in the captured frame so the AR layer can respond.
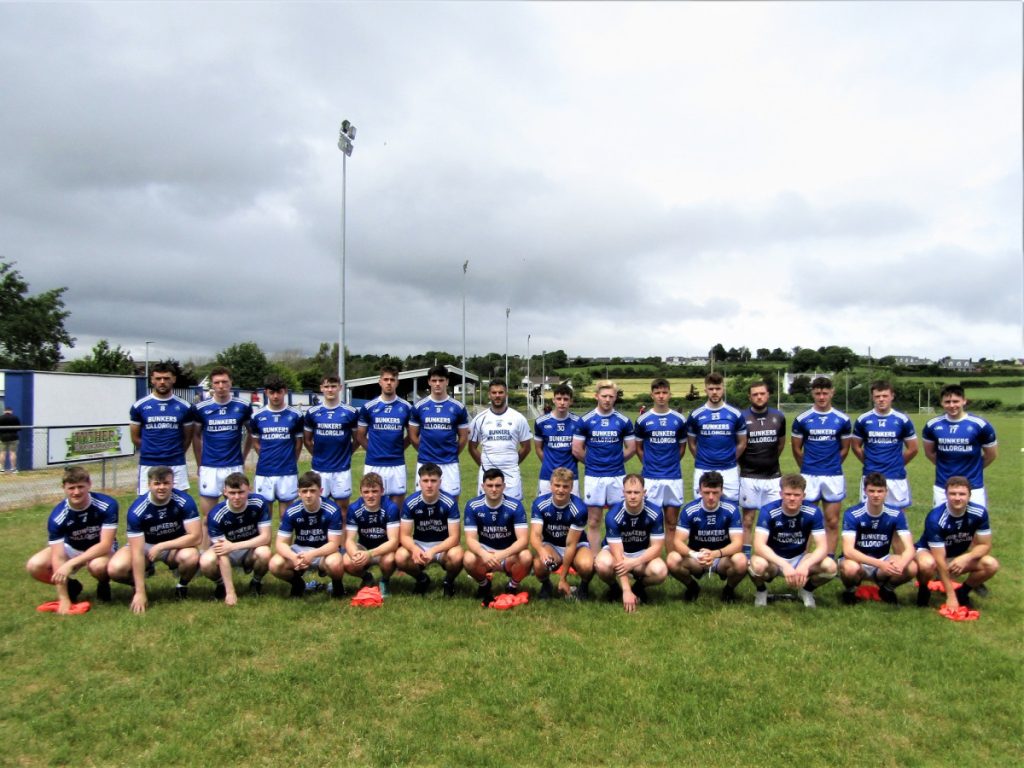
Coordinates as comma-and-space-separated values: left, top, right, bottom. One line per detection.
215, 342, 272, 389
791, 348, 822, 372
0, 260, 74, 370
789, 374, 812, 397
818, 345, 857, 373
65, 339, 135, 374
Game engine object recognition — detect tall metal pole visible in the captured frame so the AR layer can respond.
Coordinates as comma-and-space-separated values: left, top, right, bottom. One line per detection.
338, 120, 356, 402
504, 307, 510, 384
526, 334, 531, 397
541, 349, 546, 408
461, 260, 468, 405
144, 341, 153, 382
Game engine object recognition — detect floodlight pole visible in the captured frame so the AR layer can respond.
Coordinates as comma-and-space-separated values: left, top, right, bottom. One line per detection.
526, 334, 531, 397
461, 260, 469, 405
144, 341, 154, 382
338, 120, 357, 401
504, 308, 510, 385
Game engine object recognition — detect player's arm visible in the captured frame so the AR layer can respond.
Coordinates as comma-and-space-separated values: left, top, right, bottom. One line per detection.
734, 432, 747, 460
608, 541, 637, 612
181, 421, 195, 454
533, 436, 545, 463
214, 540, 238, 604
672, 526, 692, 558
439, 519, 462, 556
407, 423, 420, 449
838, 435, 852, 462
982, 445, 998, 468
622, 436, 636, 462
634, 440, 645, 464
571, 435, 586, 463
51, 528, 117, 584
922, 439, 937, 466
517, 438, 531, 464
891, 531, 916, 574
303, 428, 315, 455
130, 423, 142, 449
686, 434, 698, 459
948, 533, 992, 577
529, 521, 545, 561
129, 536, 149, 614
557, 527, 583, 596
354, 425, 368, 451
372, 523, 400, 557
292, 434, 303, 461
790, 435, 804, 466
840, 532, 882, 569
192, 428, 204, 465
753, 526, 792, 574
456, 425, 469, 455
248, 433, 261, 456
928, 545, 960, 608
720, 529, 743, 559
467, 438, 482, 466
775, 422, 786, 457
220, 522, 271, 555
636, 536, 664, 567
902, 436, 918, 465
850, 436, 865, 463
306, 531, 343, 563
801, 530, 829, 572
498, 525, 529, 560
275, 530, 299, 566
153, 519, 202, 558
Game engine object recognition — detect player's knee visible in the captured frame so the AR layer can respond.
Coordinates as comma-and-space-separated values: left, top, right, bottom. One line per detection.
980, 555, 1000, 577
646, 560, 668, 583
268, 555, 288, 576
748, 556, 766, 578
665, 551, 682, 571
729, 553, 748, 574
840, 559, 860, 580
818, 557, 837, 577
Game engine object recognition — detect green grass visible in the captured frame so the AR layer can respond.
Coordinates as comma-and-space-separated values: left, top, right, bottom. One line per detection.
1, 413, 1020, 766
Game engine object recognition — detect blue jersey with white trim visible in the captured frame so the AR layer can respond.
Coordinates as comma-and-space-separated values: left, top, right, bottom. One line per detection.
193, 397, 252, 467
250, 407, 304, 476
677, 498, 742, 551
464, 494, 528, 550
530, 492, 588, 548
47, 493, 119, 549
126, 491, 199, 544
852, 409, 916, 479
410, 397, 469, 465
756, 500, 825, 559
574, 409, 634, 476
401, 491, 460, 544
685, 403, 746, 470
533, 412, 581, 480
358, 396, 412, 467
207, 495, 271, 543
604, 500, 665, 554
921, 413, 997, 489
841, 502, 909, 559
304, 403, 359, 472
791, 408, 852, 475
278, 499, 343, 548
130, 394, 194, 465
916, 502, 991, 559
346, 498, 400, 550
635, 409, 687, 480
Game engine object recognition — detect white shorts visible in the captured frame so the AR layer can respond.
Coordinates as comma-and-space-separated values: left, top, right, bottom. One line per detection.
740, 477, 781, 510
254, 474, 299, 502
537, 478, 580, 496
645, 478, 684, 508
601, 546, 648, 560
842, 554, 890, 581
198, 465, 244, 499
477, 468, 523, 500
932, 485, 987, 508
319, 470, 352, 501
364, 465, 407, 497
860, 477, 910, 509
694, 466, 739, 501
138, 464, 189, 495
583, 475, 624, 507
141, 542, 180, 564
685, 551, 724, 578
417, 462, 461, 496
412, 540, 450, 563
756, 553, 805, 578
219, 547, 258, 569
290, 544, 326, 571
802, 474, 846, 503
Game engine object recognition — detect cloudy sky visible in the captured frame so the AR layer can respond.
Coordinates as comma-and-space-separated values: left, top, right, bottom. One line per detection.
2, 1, 1021, 366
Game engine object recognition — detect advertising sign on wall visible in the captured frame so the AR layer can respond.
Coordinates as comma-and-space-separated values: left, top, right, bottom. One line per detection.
47, 425, 135, 464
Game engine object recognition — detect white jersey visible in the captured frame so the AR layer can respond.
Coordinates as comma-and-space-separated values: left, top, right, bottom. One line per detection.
469, 407, 531, 477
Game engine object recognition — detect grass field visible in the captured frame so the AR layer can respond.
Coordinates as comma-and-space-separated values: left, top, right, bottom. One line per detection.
1, 412, 1021, 766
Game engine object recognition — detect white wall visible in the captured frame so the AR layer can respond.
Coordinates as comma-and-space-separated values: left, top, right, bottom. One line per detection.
33, 372, 137, 426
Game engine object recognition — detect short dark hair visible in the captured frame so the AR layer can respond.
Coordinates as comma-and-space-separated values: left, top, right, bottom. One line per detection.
552, 384, 573, 398
380, 365, 400, 377
870, 380, 893, 394
945, 475, 972, 492
209, 366, 232, 380
705, 372, 724, 386
418, 462, 442, 479
489, 378, 507, 391
151, 362, 174, 376
223, 472, 250, 490
427, 365, 449, 381
321, 375, 340, 385
748, 380, 769, 393
147, 466, 174, 482
780, 473, 807, 491
622, 473, 645, 488
864, 472, 888, 489
651, 378, 670, 391
298, 471, 321, 490
62, 466, 91, 485
360, 472, 384, 490
264, 375, 288, 391
698, 471, 724, 490
810, 376, 833, 390
482, 467, 505, 483
940, 384, 966, 400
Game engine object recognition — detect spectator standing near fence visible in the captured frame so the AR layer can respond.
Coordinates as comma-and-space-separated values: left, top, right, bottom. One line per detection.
0, 406, 21, 473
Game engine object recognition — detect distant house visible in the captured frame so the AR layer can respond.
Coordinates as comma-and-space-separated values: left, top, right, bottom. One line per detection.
663, 355, 709, 366
939, 357, 975, 372
892, 355, 932, 366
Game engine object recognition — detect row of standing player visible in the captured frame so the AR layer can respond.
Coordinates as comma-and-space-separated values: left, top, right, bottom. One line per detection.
121, 364, 998, 603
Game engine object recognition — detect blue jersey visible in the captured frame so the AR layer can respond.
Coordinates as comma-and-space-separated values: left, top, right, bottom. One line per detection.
126, 491, 199, 545
916, 502, 991, 559
207, 495, 272, 543
685, 403, 746, 470
304, 402, 359, 472
841, 502, 910, 559
756, 500, 825, 559
533, 412, 581, 480
129, 394, 194, 465
604, 500, 665, 555
47, 492, 119, 550
852, 409, 916, 479
410, 397, 469, 465
358, 396, 412, 467
464, 494, 528, 550
921, 413, 997, 489
574, 409, 634, 476
791, 408, 852, 475
250, 407, 304, 476
346, 498, 401, 550
635, 409, 687, 480
279, 499, 343, 548
677, 498, 743, 551
192, 397, 252, 468
401, 491, 460, 544
530, 493, 588, 547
